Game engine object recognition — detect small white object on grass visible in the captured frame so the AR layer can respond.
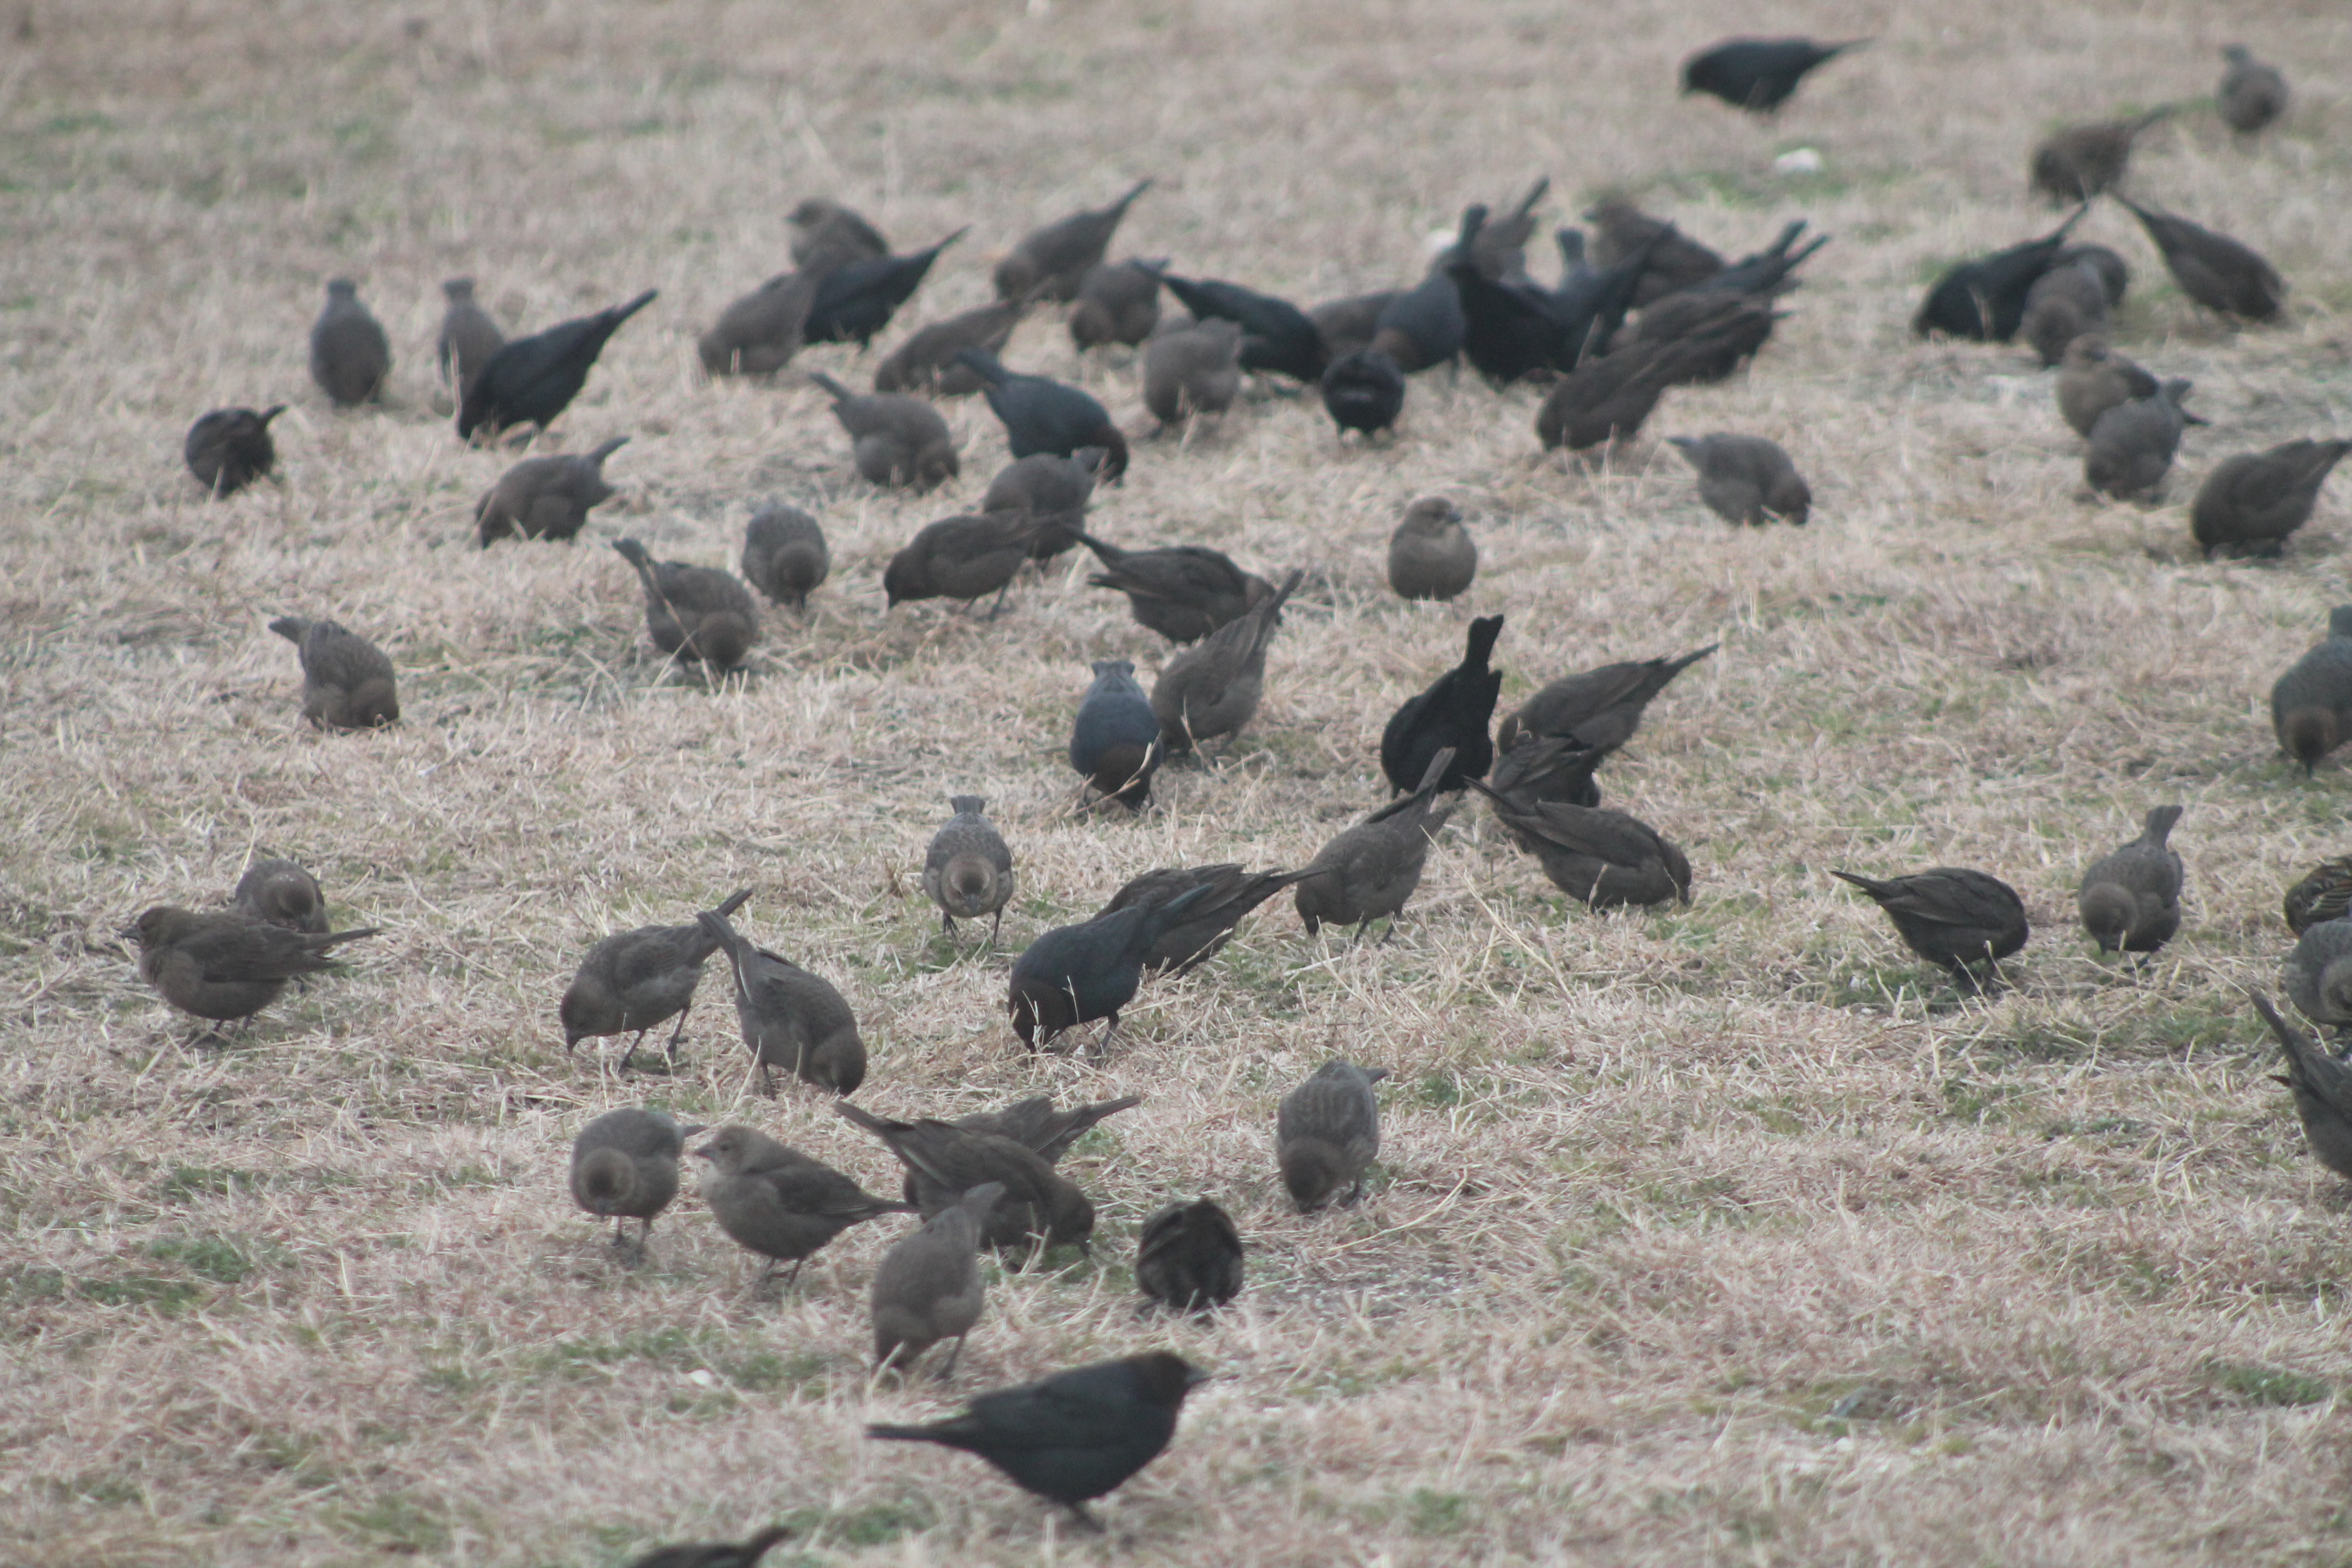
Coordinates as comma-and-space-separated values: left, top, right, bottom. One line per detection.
1774, 148, 1824, 176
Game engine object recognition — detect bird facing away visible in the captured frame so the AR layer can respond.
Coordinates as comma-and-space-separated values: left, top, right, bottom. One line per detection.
697, 269, 820, 378
692, 1124, 913, 1291
1071, 658, 1163, 809
1155, 272, 1329, 383
741, 504, 830, 611
1465, 176, 1550, 282
995, 179, 1153, 303
1381, 614, 1504, 794
1680, 36, 1868, 113
1831, 867, 2029, 984
2272, 607, 2352, 774
696, 908, 867, 1095
2029, 109, 2170, 203
790, 197, 889, 272
267, 616, 398, 731
458, 289, 657, 438
1141, 318, 1244, 426
1319, 349, 1406, 438
956, 347, 1129, 482
2114, 197, 2285, 323
231, 856, 326, 935
1447, 206, 1602, 384
875, 300, 1026, 396
802, 227, 966, 347
981, 451, 1101, 563
1369, 265, 1466, 373
2284, 919, 2352, 1037
806, 370, 957, 490
2076, 806, 2185, 955
1100, 863, 1322, 977
132, 906, 377, 1027
2192, 440, 2351, 559
571, 1107, 704, 1259
437, 279, 505, 398
2219, 46, 2288, 134
309, 279, 390, 407
2250, 994, 2352, 1182
611, 538, 760, 670
2285, 858, 2352, 937
626, 1525, 796, 1568
1667, 434, 1810, 525
923, 796, 1015, 939
1136, 1197, 1244, 1313
1295, 747, 1459, 938
475, 437, 628, 545
952, 1094, 1144, 1166
1070, 259, 1166, 349
2085, 380, 2195, 501
1005, 884, 1216, 1051
1913, 208, 2086, 341
866, 1352, 1207, 1530
1308, 291, 1398, 361
1080, 532, 1274, 645
1388, 496, 1477, 602
2055, 336, 2159, 439
1499, 644, 1716, 755
1277, 1060, 1386, 1211
184, 406, 284, 497
872, 1182, 1004, 1378
1467, 781, 1692, 908
2054, 244, 2131, 308
560, 888, 753, 1068
1151, 568, 1302, 754
2020, 262, 2111, 368
834, 1102, 1097, 1256
884, 513, 1046, 614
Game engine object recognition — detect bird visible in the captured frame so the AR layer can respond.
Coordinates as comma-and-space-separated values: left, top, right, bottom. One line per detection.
1463, 177, 1550, 281
1446, 208, 1576, 384
1295, 748, 1458, 938
2191, 440, 2351, 559
2219, 46, 2288, 135
871, 1182, 1004, 1378
475, 437, 628, 545
741, 504, 830, 611
560, 889, 753, 1068
2273, 608, 2352, 774
1136, 1198, 1244, 1313
866, 1352, 1208, 1529
981, 451, 1102, 563
1099, 863, 1322, 977
130, 906, 377, 1028
1070, 259, 1165, 349
692, 1125, 913, 1290
571, 1107, 703, 1260
309, 279, 390, 407
184, 406, 284, 497
1913, 208, 2086, 341
1380, 615, 1504, 794
458, 289, 656, 438
923, 796, 1015, 939
2285, 858, 2352, 937
1150, 568, 1302, 754
436, 278, 505, 398
697, 269, 820, 378
2248, 994, 2352, 1182
1387, 497, 1477, 602
1155, 272, 1328, 383
1005, 885, 1217, 1051
994, 179, 1153, 303
266, 616, 398, 730
2054, 244, 2131, 308
1071, 658, 1163, 809
697, 908, 866, 1095
874, 300, 1026, 396
1680, 36, 1868, 113
2020, 262, 2111, 368
884, 513, 1047, 614
1623, 290, 1785, 385
1585, 199, 1725, 306
835, 1102, 1097, 1255
2114, 197, 2285, 323
2029, 109, 2171, 203
950, 1094, 1144, 1165
2285, 919, 2352, 1037
790, 197, 889, 271
1309, 290, 1400, 361
1676, 217, 1830, 298
2055, 337, 2160, 439
2076, 807, 2185, 955
1368, 265, 1466, 373
625, 1525, 796, 1568
1499, 645, 1715, 755
1141, 318, 1243, 426
803, 228, 966, 347
956, 347, 1129, 482
1467, 781, 1692, 908
230, 857, 326, 934
1831, 867, 2029, 984
1319, 349, 1405, 438
1486, 732, 1606, 812
805, 371, 957, 490
1277, 1061, 1386, 1210
1531, 333, 1701, 453
1079, 533, 1273, 644
2086, 380, 2195, 500
611, 538, 760, 670
1666, 434, 1810, 525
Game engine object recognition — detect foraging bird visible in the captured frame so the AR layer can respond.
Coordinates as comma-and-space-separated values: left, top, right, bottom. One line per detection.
1135, 1198, 1243, 1313
803, 228, 966, 347
2054, 244, 2131, 308
2055, 337, 2159, 439
1388, 497, 1477, 602
2285, 858, 2352, 937
1831, 867, 2030, 983
436, 279, 505, 397
185, 406, 283, 497
807, 371, 958, 490
1006, 885, 1216, 1050
1295, 748, 1458, 938
2085, 380, 2195, 500
956, 347, 1129, 482
835, 1102, 1096, 1255
790, 197, 890, 273
1277, 1061, 1386, 1211
2076, 807, 2184, 955
697, 908, 866, 1095
1586, 199, 1724, 306
1487, 732, 1606, 812
1151, 568, 1302, 754
2020, 262, 2111, 368
1070, 259, 1165, 349
1319, 349, 1405, 438
994, 179, 1153, 303
2249, 994, 2352, 1182
697, 269, 820, 378
692, 1124, 912, 1290
1450, 206, 1645, 383
571, 1107, 703, 1259
951, 1094, 1144, 1165
267, 616, 398, 731
2114, 197, 2285, 323
981, 451, 1101, 563
1380, 615, 1504, 794
2285, 919, 2352, 1037
1680, 35, 1868, 113
627, 1525, 795, 1568
2218, 46, 2288, 135
1468, 781, 1692, 908
1079, 533, 1273, 644
1369, 266, 1466, 373
611, 538, 760, 670
130, 906, 377, 1027
309, 279, 390, 407
2191, 440, 2351, 559
560, 888, 753, 1068
458, 290, 656, 438
1624, 290, 1784, 385
741, 504, 830, 611
1141, 318, 1243, 425
1071, 658, 1163, 809
1914, 209, 2086, 341
872, 1182, 1004, 1378
475, 437, 628, 545
883, 513, 1047, 613
1100, 863, 1321, 976
1156, 272, 1328, 383
1666, 434, 1810, 525
230, 857, 326, 935
875, 300, 1026, 396
1308, 291, 1398, 361
923, 796, 1015, 939
2030, 110, 2170, 203
2271, 608, 2352, 774
866, 1352, 1208, 1529
1531, 333, 1700, 453
1499, 645, 1715, 755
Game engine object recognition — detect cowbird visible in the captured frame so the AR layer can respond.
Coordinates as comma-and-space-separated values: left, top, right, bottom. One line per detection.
437, 279, 505, 398
627, 1525, 795, 1568
2114, 197, 2285, 323
1680, 36, 1868, 113
994, 179, 1153, 303
1831, 867, 2029, 983
2054, 244, 2131, 308
1151, 569, 1301, 753
875, 301, 1025, 396
2191, 440, 2351, 559
612, 538, 760, 670
1308, 291, 1397, 361
1295, 748, 1459, 938
2055, 336, 2159, 438
1449, 205, 1633, 383
741, 504, 829, 611
1487, 732, 1605, 812
1380, 616, 1503, 794
459, 290, 656, 438
692, 1124, 912, 1289
231, 856, 326, 934
952, 1094, 1143, 1164
2086, 380, 2195, 500
1914, 208, 2086, 341
1141, 318, 1243, 426
2250, 994, 2352, 1182
1277, 1060, 1386, 1210
2286, 857, 2352, 937
2030, 110, 2170, 203
131, 906, 377, 1027
1369, 266, 1466, 373
2021, 262, 2111, 368
1080, 532, 1272, 644
1100, 863, 1321, 976
1679, 219, 1830, 300
867, 1352, 1207, 1529
2273, 608, 2352, 773
872, 1182, 1004, 1377
1388, 496, 1477, 602
184, 405, 284, 497
1532, 336, 1691, 453
804, 228, 966, 347
806, 370, 957, 490
1319, 350, 1405, 438
1467, 780, 1691, 908
1585, 200, 1722, 306
884, 513, 1046, 614
1460, 177, 1550, 281
571, 1107, 703, 1259
309, 279, 390, 407
475, 437, 628, 545
2219, 46, 2288, 135
2285, 919, 2352, 1036
1499, 644, 1714, 755
1070, 658, 1163, 809
923, 796, 1014, 939
956, 347, 1129, 482
1136, 1197, 1243, 1313
1005, 884, 1216, 1050
561, 888, 753, 1068
2076, 805, 2184, 955
835, 1102, 1097, 1254
982, 451, 1100, 563
697, 908, 866, 1095
266, 616, 398, 731
1665, 434, 1810, 525
1623, 292, 1783, 385
790, 197, 889, 272
697, 269, 820, 378
1156, 272, 1328, 382
1070, 259, 1165, 349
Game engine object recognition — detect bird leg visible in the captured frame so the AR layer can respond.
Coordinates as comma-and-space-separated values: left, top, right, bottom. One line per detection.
662, 1004, 692, 1066
1063, 1503, 1106, 1534
617, 1028, 649, 1071
1096, 1012, 1121, 1055
989, 907, 1003, 941
935, 1336, 964, 1382
984, 581, 1012, 621
940, 910, 955, 935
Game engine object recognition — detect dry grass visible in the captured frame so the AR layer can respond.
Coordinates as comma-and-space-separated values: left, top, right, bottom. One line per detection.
7, 0, 2352, 1562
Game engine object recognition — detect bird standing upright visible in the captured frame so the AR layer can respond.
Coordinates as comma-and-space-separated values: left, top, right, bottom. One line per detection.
1381, 616, 1504, 794
309, 279, 390, 407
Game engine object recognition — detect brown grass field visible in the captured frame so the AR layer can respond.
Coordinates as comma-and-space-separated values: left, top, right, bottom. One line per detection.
7, 0, 2352, 1562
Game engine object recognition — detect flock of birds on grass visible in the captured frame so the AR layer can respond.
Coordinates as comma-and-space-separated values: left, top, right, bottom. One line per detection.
119, 31, 2352, 1559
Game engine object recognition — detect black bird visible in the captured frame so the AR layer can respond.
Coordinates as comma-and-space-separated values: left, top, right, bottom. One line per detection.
1006, 885, 1215, 1050
2269, 606, 2352, 774
1079, 533, 1274, 644
1913, 209, 2086, 342
2250, 993, 2352, 1181
1070, 658, 1163, 810
458, 290, 657, 438
1832, 867, 2030, 984
2114, 197, 2285, 323
2192, 439, 2352, 559
1099, 863, 1322, 976
956, 347, 1129, 482
1680, 219, 1829, 298
626, 1525, 796, 1568
1380, 614, 1504, 794
185, 406, 284, 497
1368, 266, 1466, 372
1319, 349, 1406, 438
1136, 1198, 1243, 1313
1156, 272, 1328, 383
1681, 36, 1869, 112
1487, 732, 1606, 812
1449, 206, 1578, 385
804, 228, 967, 347
2077, 806, 2185, 955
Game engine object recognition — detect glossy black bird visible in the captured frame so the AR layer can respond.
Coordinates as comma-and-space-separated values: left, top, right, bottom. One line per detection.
1500, 645, 1715, 754
1449, 206, 1580, 385
1681, 36, 1868, 112
956, 347, 1129, 482
1136, 1197, 1243, 1313
1156, 271, 1328, 383
1099, 863, 1322, 976
2250, 995, 2352, 1182
2114, 197, 2285, 323
1319, 349, 1406, 438
1079, 533, 1273, 644
458, 290, 657, 438
1832, 867, 2029, 984
626, 1524, 796, 1568
1368, 265, 1466, 373
804, 228, 967, 347
2192, 440, 2351, 559
2077, 806, 2185, 955
185, 405, 284, 497
1070, 658, 1163, 810
1380, 614, 1504, 794
2272, 607, 2352, 774
1006, 884, 1215, 1050
1913, 209, 2085, 342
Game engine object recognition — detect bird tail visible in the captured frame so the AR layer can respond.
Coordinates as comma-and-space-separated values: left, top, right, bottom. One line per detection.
259, 405, 287, 425
1074, 531, 1123, 566
1666, 644, 1721, 678
832, 1099, 902, 1139
1109, 177, 1155, 216
952, 346, 1009, 385
314, 925, 381, 952
865, 1423, 955, 1445
2142, 805, 2184, 846
611, 289, 659, 324
587, 435, 630, 466
1830, 869, 1890, 899
711, 888, 754, 919
919, 226, 972, 261
807, 370, 852, 402
693, 907, 751, 971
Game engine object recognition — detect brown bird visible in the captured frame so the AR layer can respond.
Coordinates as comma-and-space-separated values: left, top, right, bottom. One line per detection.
1099, 863, 1321, 976
994, 178, 1153, 303
2285, 919, 2352, 1036
2273, 608, 2352, 774
2086, 380, 2195, 500
1141, 318, 1244, 426
923, 796, 1015, 939
1387, 496, 1477, 601
871, 1182, 1004, 1378
1467, 780, 1691, 908
1295, 748, 1458, 938
2055, 336, 2159, 439
2250, 994, 2352, 1182
2076, 805, 2185, 955
1070, 259, 1164, 349
436, 279, 505, 398
230, 856, 326, 934
1466, 177, 1550, 281
741, 504, 830, 611
2191, 440, 2351, 559
692, 1125, 913, 1291
1277, 1060, 1386, 1211
789, 197, 889, 273
1500, 644, 1714, 755
309, 279, 390, 407
267, 616, 398, 731
982, 451, 1102, 563
1307, 291, 1397, 361
874, 301, 1026, 396
1831, 867, 2029, 984
627, 1525, 796, 1568
1534, 334, 1698, 453
1584, 199, 1723, 306
1136, 1197, 1243, 1313
612, 538, 760, 670
2219, 46, 2288, 135
571, 1107, 703, 1260
835, 1102, 1096, 1257
2020, 262, 2110, 368
2029, 109, 2170, 203
1665, 434, 1810, 525
697, 269, 820, 377
1627, 289, 1785, 383
475, 437, 628, 545
131, 906, 377, 1028
2054, 243, 2132, 308
2285, 857, 2352, 936
698, 908, 866, 1095
184, 405, 284, 497
560, 889, 753, 1068
1081, 532, 1274, 644
1487, 732, 1607, 812
951, 1093, 1144, 1165
2115, 196, 2285, 323
1151, 568, 1301, 754
807, 371, 957, 490
884, 513, 1045, 614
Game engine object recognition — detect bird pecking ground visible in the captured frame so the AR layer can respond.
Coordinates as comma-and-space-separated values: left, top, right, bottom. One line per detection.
6, 1, 2352, 1564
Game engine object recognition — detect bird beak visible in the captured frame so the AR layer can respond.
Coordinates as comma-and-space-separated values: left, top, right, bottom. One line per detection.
1185, 1368, 1215, 1389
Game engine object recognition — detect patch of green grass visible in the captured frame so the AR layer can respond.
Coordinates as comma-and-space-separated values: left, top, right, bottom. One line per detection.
333, 1490, 450, 1554
2206, 1360, 2331, 1407
152, 1164, 265, 1201
1406, 1488, 1473, 1536
144, 1233, 257, 1284
74, 1274, 205, 1312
